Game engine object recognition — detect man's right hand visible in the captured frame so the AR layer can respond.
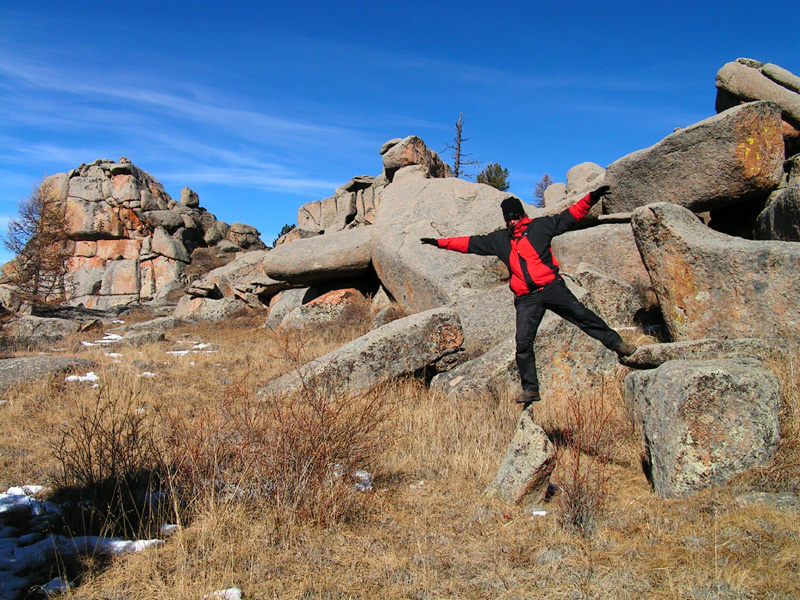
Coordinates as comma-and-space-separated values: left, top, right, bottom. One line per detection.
420, 238, 439, 246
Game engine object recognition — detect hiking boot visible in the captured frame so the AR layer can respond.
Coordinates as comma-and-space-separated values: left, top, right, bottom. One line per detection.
514, 389, 541, 404
614, 341, 637, 357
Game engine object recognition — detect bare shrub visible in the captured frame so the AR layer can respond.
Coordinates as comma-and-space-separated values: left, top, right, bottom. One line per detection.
164, 370, 395, 526
554, 384, 619, 537
2, 179, 73, 306
52, 384, 167, 537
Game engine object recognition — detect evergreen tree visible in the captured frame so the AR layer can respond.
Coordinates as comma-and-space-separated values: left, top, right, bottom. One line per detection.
272, 223, 296, 247
476, 163, 510, 191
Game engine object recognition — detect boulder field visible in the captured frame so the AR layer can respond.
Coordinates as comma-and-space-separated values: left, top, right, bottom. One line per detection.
4, 59, 800, 506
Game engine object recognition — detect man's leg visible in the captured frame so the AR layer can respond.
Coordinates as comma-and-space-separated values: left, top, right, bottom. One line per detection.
541, 279, 631, 353
514, 293, 547, 397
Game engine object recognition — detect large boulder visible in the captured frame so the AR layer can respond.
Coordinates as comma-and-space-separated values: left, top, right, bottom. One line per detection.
569, 266, 649, 328
484, 408, 557, 506
430, 334, 518, 399
150, 227, 190, 263
142, 210, 185, 231
280, 288, 365, 331
226, 222, 266, 250
173, 296, 249, 322
447, 284, 516, 354
603, 102, 785, 214
2, 316, 81, 341
551, 222, 651, 289
262, 226, 372, 285
257, 307, 464, 398
631, 202, 800, 343
370, 172, 514, 313
380, 136, 451, 181
187, 250, 274, 300
297, 176, 388, 235
625, 357, 781, 498
753, 184, 800, 242
264, 287, 312, 329
716, 60, 800, 128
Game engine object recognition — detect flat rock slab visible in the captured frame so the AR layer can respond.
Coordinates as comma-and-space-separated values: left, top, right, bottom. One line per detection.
258, 307, 463, 398
631, 202, 800, 343
620, 338, 778, 369
262, 226, 372, 284
604, 101, 784, 214
126, 316, 182, 333
3, 317, 81, 340
431, 335, 518, 399
736, 492, 800, 515
0, 357, 96, 389
485, 406, 556, 506
625, 357, 781, 498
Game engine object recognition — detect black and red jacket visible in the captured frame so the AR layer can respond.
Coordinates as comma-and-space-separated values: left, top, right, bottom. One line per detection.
435, 193, 595, 296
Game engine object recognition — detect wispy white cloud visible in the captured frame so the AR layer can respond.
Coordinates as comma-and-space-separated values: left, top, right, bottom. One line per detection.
0, 51, 372, 148
156, 167, 342, 195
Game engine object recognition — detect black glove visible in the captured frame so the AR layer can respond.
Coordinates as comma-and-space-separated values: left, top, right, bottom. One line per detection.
588, 184, 610, 205
420, 238, 438, 246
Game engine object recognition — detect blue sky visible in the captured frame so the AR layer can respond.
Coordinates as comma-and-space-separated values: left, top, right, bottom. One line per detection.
1, 1, 798, 264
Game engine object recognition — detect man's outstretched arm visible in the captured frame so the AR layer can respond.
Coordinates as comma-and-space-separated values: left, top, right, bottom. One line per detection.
420, 236, 470, 252
567, 184, 610, 221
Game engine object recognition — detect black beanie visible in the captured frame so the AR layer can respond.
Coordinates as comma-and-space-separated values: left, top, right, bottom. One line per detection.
501, 196, 525, 221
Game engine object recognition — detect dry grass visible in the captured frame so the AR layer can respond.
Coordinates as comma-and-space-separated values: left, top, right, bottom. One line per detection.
1, 317, 799, 599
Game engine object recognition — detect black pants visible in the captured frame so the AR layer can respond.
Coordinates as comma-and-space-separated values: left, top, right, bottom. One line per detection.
514, 278, 623, 392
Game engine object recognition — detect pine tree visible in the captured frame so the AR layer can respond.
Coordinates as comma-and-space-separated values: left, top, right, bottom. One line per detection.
476, 163, 510, 191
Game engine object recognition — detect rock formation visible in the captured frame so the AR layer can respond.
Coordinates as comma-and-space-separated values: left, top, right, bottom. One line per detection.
4, 59, 800, 503
1, 158, 266, 311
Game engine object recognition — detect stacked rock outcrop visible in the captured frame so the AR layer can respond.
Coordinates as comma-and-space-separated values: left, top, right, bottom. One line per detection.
285, 135, 452, 242
2, 158, 265, 310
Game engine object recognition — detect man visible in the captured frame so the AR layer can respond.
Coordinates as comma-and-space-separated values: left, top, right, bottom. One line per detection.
420, 184, 636, 405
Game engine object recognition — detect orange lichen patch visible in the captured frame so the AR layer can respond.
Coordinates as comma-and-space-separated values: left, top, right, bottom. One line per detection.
112, 173, 131, 190
661, 254, 701, 326
116, 207, 146, 233
734, 111, 784, 179
74, 241, 97, 258
68, 255, 105, 270
436, 323, 464, 352
307, 288, 364, 306
95, 239, 142, 260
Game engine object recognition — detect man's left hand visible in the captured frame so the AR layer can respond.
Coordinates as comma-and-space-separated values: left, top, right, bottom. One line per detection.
588, 184, 610, 204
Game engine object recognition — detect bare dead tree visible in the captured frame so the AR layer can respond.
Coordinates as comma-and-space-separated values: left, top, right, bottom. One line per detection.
443, 112, 480, 179
533, 173, 554, 207
2, 179, 73, 305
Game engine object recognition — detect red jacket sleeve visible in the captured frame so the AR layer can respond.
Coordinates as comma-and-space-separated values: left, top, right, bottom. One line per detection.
437, 236, 470, 253
568, 193, 594, 221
